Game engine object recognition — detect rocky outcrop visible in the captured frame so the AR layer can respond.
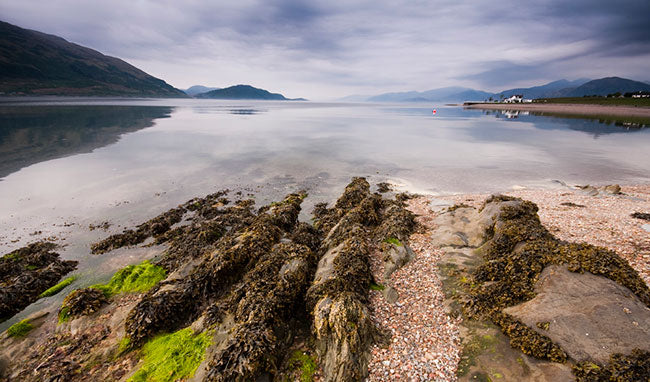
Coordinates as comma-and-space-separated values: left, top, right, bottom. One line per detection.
307, 177, 415, 381
432, 195, 650, 381
123, 193, 305, 348
59, 288, 108, 322
0, 242, 77, 321
1, 179, 417, 382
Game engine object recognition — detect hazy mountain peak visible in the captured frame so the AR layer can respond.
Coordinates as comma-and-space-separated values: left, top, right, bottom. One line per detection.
194, 84, 298, 100
184, 85, 221, 96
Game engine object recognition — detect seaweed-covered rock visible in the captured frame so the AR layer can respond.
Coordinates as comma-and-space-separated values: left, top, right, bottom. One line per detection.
124, 193, 306, 348
306, 177, 415, 381
434, 194, 650, 378
0, 242, 77, 321
90, 190, 231, 255
631, 212, 650, 221
573, 349, 650, 382
469, 197, 650, 315
59, 288, 108, 322
204, 242, 316, 381
1, 179, 418, 381
312, 292, 375, 381
91, 206, 186, 254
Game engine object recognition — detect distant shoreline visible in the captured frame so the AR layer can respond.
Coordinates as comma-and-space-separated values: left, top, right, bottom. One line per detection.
464, 102, 650, 118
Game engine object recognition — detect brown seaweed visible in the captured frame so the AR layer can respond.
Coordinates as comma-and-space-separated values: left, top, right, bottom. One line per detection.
1, 242, 77, 321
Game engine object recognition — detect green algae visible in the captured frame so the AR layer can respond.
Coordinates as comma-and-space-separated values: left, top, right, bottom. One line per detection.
457, 331, 499, 376
57, 260, 164, 323
7, 319, 34, 338
128, 328, 212, 382
39, 276, 77, 298
91, 260, 166, 298
383, 237, 402, 246
58, 306, 71, 323
369, 282, 385, 291
287, 350, 317, 382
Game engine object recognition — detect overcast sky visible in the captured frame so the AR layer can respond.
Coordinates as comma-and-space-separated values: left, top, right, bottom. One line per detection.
1, 0, 649, 99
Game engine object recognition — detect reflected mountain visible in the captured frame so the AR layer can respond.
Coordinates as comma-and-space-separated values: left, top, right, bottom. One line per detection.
481, 109, 649, 138
0, 106, 172, 179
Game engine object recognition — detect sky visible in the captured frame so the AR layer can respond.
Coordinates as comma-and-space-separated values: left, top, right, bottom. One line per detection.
1, 0, 649, 100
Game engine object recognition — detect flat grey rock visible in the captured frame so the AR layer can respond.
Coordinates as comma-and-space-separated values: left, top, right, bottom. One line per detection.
504, 265, 650, 364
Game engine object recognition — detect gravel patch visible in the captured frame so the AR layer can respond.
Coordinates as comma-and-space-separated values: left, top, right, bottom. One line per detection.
366, 198, 461, 381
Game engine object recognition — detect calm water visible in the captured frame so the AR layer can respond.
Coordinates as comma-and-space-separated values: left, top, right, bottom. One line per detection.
1, 98, 649, 327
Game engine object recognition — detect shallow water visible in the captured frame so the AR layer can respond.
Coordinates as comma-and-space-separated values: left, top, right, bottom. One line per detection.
1, 98, 649, 328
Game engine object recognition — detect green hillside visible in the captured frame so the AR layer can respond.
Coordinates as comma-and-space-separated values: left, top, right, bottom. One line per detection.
0, 21, 186, 97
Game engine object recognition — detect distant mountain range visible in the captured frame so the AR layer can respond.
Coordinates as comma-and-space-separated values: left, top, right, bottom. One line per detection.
559, 77, 650, 97
366, 86, 493, 103
345, 77, 650, 103
0, 20, 186, 97
194, 84, 305, 100
497, 78, 591, 99
183, 85, 220, 96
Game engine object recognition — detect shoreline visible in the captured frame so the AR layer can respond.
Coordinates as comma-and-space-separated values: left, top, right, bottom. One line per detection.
366, 182, 650, 380
464, 102, 650, 118
2, 180, 649, 381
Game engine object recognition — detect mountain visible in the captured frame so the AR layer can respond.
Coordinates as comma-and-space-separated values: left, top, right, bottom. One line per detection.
366, 86, 493, 103
0, 20, 186, 97
184, 85, 220, 96
497, 79, 590, 99
562, 77, 650, 97
337, 94, 373, 102
195, 84, 297, 100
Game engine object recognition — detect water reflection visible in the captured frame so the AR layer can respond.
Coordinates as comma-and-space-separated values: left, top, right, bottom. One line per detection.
482, 109, 649, 137
0, 106, 172, 179
191, 105, 266, 115
0, 101, 649, 328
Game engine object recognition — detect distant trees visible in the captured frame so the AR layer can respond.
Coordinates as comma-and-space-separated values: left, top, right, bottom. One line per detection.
607, 91, 650, 98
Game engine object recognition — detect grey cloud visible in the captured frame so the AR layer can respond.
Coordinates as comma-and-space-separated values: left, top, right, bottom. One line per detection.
0, 0, 649, 98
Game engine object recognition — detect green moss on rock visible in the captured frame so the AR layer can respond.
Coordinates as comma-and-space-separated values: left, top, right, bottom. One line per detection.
287, 350, 317, 382
91, 260, 166, 298
7, 319, 34, 338
383, 237, 402, 246
128, 327, 212, 382
39, 276, 77, 298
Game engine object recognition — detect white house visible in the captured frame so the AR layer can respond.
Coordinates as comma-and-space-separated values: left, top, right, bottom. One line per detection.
502, 94, 533, 103
503, 95, 523, 103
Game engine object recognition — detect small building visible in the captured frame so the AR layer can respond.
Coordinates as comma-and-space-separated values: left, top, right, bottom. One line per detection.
503, 95, 523, 103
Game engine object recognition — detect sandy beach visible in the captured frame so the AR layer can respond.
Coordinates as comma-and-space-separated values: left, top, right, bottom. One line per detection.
464, 103, 650, 118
